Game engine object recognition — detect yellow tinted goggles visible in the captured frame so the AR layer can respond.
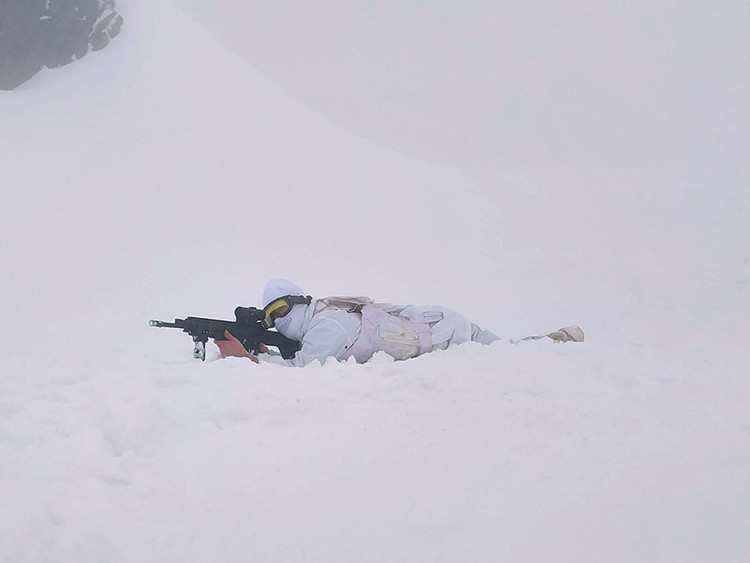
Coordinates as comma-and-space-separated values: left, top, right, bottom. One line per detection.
262, 295, 312, 328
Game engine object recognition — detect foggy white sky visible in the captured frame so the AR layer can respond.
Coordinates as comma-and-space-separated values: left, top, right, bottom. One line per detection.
1, 4, 748, 559
176, 0, 748, 171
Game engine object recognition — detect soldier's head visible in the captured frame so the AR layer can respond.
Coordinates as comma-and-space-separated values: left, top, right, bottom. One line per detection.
261, 279, 311, 341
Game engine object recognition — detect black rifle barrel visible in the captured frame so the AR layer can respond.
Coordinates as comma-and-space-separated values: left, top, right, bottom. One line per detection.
149, 319, 182, 328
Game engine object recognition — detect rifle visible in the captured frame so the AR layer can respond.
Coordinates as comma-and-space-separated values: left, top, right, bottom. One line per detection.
149, 306, 301, 361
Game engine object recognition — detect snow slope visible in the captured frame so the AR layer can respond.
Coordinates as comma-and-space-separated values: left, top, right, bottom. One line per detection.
1, 1, 748, 561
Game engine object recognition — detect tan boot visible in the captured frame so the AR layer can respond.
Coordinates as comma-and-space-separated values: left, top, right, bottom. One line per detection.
546, 325, 585, 343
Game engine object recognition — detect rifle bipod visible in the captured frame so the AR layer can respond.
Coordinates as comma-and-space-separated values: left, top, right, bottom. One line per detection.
193, 337, 207, 361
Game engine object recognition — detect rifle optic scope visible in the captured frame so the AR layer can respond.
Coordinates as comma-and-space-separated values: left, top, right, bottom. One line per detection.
234, 306, 265, 325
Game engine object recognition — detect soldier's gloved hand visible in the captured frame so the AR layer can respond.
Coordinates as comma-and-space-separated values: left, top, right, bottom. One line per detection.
214, 330, 259, 363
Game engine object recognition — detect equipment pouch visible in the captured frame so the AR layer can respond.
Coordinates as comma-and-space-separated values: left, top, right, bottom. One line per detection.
378, 323, 421, 361
399, 307, 444, 325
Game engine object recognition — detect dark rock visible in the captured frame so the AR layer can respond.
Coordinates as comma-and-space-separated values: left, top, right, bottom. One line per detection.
90, 10, 123, 52
0, 0, 123, 90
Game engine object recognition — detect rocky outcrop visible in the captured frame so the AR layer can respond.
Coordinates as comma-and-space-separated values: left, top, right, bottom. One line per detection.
0, 0, 123, 90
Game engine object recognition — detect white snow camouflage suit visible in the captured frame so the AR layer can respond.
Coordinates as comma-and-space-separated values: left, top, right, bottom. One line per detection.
263, 296, 499, 367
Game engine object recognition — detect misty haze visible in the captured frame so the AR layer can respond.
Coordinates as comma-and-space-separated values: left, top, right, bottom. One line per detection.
0, 1, 748, 561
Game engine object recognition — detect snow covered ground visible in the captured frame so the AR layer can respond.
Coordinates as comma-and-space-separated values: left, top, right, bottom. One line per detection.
1, 1, 748, 561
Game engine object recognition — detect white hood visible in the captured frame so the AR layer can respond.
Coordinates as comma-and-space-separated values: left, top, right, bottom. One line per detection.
262, 278, 305, 307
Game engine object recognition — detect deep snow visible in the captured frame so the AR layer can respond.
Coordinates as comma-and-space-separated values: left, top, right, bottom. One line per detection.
1, 1, 748, 561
